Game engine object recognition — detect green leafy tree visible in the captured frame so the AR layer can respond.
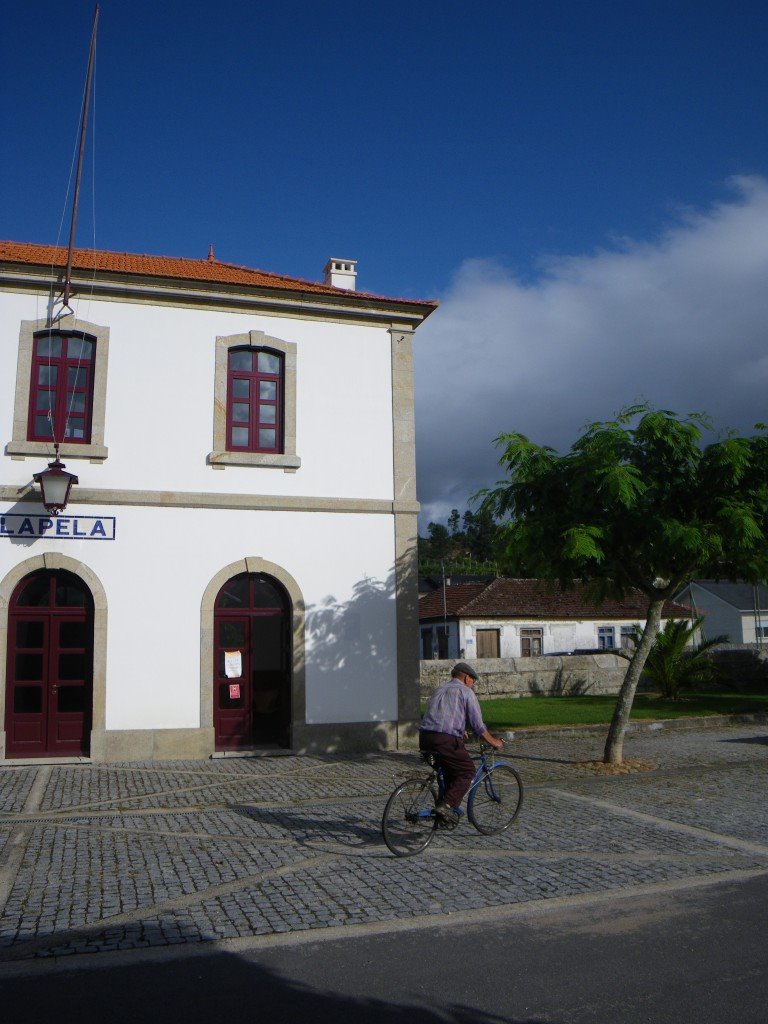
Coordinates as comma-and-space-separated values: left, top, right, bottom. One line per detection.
447, 508, 462, 537
620, 616, 728, 699
480, 405, 768, 763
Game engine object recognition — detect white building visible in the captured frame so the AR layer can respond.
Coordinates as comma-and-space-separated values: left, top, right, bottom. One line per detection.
419, 578, 688, 660
0, 241, 436, 761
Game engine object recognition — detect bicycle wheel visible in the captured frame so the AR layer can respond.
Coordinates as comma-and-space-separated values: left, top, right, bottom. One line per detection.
381, 778, 438, 856
467, 764, 523, 835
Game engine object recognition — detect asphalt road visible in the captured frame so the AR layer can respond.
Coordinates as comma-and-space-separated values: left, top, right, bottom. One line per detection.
3, 869, 766, 1023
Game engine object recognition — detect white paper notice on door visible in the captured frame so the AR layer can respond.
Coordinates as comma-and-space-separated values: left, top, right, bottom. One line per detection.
224, 650, 242, 679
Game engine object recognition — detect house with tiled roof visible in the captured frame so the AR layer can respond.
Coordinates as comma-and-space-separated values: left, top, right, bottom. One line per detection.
419, 577, 688, 660
0, 241, 436, 761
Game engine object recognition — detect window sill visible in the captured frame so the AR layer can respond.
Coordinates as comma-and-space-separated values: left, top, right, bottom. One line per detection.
207, 451, 301, 473
5, 440, 108, 463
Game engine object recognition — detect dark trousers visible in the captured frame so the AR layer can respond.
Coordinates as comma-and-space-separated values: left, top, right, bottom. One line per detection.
419, 731, 475, 808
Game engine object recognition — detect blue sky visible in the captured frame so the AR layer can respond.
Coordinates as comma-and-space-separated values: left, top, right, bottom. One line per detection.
4, 1, 768, 524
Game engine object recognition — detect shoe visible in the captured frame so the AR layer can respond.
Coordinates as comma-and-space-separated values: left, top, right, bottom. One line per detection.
435, 802, 460, 828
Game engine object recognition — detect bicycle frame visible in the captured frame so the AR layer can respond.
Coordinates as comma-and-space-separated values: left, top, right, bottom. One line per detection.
416, 748, 506, 820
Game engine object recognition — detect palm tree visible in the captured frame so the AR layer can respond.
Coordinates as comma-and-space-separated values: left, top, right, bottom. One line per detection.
620, 617, 727, 699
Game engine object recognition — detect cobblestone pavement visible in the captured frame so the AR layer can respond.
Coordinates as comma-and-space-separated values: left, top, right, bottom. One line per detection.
0, 722, 766, 962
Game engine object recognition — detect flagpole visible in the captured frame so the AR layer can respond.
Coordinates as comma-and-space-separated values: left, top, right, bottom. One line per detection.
62, 3, 100, 313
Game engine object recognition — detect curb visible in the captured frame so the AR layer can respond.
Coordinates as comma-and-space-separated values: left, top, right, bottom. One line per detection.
499, 712, 768, 741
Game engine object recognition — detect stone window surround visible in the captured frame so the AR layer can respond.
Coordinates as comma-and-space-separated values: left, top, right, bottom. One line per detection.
6, 316, 110, 463
208, 330, 300, 472
199, 557, 306, 739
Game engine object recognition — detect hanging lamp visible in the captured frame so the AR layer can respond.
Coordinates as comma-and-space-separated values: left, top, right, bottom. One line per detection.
33, 445, 79, 516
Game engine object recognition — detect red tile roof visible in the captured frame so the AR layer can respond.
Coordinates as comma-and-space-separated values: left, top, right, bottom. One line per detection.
419, 578, 688, 621
419, 583, 488, 618
0, 241, 438, 309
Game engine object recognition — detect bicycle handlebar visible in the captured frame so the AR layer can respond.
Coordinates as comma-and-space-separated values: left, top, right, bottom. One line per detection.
478, 737, 504, 752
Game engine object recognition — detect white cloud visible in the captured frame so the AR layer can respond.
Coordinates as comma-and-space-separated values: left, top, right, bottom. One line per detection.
414, 176, 768, 527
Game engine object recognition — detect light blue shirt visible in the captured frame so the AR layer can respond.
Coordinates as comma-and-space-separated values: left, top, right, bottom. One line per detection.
420, 679, 487, 738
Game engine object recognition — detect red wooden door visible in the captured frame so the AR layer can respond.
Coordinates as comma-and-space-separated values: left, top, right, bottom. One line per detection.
5, 570, 93, 757
213, 573, 290, 750
213, 613, 252, 749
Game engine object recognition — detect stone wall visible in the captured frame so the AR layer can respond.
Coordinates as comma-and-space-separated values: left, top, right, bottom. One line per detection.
420, 654, 630, 699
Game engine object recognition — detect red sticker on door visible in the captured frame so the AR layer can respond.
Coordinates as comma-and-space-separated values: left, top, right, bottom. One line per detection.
229, 683, 241, 700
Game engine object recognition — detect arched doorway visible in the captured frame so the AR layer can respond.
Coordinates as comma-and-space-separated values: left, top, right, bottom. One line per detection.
5, 569, 94, 757
213, 572, 291, 749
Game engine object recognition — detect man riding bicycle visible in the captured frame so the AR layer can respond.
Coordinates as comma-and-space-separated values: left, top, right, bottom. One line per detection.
419, 661, 503, 826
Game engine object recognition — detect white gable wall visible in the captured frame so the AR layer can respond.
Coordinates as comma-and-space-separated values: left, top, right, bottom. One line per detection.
680, 583, 744, 642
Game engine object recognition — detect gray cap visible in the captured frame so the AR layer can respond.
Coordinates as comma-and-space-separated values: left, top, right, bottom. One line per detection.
452, 661, 479, 681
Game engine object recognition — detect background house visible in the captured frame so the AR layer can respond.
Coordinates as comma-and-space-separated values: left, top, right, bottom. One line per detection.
419, 577, 689, 661
675, 581, 768, 645
0, 241, 436, 761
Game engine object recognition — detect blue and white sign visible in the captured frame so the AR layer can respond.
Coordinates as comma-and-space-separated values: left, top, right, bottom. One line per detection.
0, 514, 116, 540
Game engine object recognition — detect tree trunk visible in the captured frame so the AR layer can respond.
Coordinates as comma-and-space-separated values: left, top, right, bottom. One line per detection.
603, 598, 665, 764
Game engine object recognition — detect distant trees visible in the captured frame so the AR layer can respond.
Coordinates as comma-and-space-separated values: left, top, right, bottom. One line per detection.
424, 522, 452, 561
480, 405, 768, 764
418, 505, 503, 572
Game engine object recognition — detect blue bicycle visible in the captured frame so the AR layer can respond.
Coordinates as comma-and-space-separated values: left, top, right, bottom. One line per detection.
381, 742, 523, 856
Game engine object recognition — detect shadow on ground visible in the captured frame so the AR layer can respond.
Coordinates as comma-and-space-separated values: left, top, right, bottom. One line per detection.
232, 803, 382, 850
3, 948, 556, 1024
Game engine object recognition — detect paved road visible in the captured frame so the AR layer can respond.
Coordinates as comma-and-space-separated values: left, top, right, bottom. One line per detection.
0, 721, 766, 989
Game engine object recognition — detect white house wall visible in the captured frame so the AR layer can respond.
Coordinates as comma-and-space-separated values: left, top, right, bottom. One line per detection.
739, 612, 768, 644
462, 618, 646, 657
0, 292, 395, 500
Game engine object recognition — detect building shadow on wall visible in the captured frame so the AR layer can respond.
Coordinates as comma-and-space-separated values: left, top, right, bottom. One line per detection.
305, 565, 396, 677
303, 552, 416, 752
528, 667, 592, 698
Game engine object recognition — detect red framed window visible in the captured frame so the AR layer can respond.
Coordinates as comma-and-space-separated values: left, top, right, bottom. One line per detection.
226, 347, 283, 453
28, 332, 95, 444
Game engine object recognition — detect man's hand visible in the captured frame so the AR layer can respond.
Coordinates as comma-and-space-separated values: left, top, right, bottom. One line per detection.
481, 729, 503, 750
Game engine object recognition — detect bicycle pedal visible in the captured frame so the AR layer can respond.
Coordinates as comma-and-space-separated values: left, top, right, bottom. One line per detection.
436, 813, 460, 830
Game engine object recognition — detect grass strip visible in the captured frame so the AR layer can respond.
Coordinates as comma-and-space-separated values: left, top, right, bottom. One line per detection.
475, 692, 768, 729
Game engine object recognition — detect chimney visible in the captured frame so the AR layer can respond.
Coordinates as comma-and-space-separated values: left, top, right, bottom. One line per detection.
323, 258, 357, 291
